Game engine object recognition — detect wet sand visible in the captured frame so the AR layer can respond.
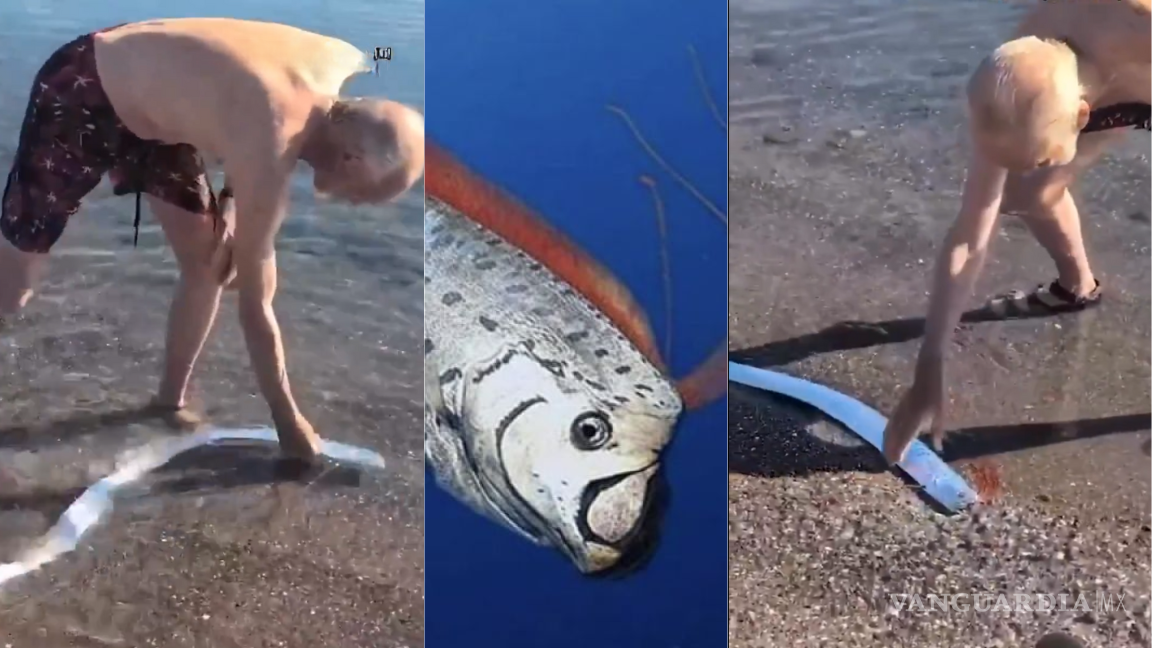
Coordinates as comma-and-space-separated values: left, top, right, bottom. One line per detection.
728, 0, 1150, 646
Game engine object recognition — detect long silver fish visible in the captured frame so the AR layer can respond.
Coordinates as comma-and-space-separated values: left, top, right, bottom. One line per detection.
423, 144, 723, 575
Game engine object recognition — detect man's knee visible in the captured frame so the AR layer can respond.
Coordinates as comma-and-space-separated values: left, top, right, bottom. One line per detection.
1002, 169, 1070, 215
179, 248, 233, 290
149, 197, 233, 289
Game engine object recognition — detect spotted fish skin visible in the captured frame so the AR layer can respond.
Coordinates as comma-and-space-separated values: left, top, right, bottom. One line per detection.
424, 196, 682, 574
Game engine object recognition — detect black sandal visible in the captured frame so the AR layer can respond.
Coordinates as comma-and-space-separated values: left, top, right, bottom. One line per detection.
986, 279, 1102, 319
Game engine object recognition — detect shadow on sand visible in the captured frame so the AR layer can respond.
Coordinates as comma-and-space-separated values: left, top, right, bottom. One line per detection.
730, 304, 1074, 368
0, 405, 190, 450
0, 433, 366, 524
729, 305, 1151, 478
728, 386, 886, 479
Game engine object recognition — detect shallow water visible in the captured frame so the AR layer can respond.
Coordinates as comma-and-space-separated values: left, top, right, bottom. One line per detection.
0, 2, 425, 645
424, 1, 727, 646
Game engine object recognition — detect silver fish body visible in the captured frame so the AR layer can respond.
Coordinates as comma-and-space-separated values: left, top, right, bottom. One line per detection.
424, 196, 683, 574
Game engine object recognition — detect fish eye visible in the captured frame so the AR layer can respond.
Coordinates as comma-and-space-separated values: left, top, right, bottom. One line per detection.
570, 412, 612, 451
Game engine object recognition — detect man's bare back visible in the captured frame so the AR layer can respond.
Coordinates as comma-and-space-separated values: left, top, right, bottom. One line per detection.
881, 1, 1150, 463
0, 18, 424, 460
1015, 0, 1150, 107
94, 18, 370, 161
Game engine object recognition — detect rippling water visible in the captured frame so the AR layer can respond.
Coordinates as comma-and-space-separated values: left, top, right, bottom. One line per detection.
0, 2, 425, 645
425, 1, 727, 647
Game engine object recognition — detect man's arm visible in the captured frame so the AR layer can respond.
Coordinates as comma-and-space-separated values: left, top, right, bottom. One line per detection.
919, 149, 1008, 363
228, 157, 311, 447
883, 147, 1009, 463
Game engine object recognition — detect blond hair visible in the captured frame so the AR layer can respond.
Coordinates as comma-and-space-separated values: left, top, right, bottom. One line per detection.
322, 97, 425, 201
966, 36, 1083, 140
329, 98, 406, 175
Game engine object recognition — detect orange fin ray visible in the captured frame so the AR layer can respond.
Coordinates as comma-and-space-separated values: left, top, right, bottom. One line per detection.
426, 142, 665, 370
638, 175, 674, 365
674, 344, 728, 411
687, 44, 726, 132
605, 105, 726, 225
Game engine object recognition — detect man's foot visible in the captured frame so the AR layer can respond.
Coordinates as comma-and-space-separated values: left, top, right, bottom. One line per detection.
144, 397, 204, 430
986, 279, 1102, 319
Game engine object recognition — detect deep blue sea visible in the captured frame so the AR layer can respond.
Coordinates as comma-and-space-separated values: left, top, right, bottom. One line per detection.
425, 1, 728, 647
0, 1, 725, 645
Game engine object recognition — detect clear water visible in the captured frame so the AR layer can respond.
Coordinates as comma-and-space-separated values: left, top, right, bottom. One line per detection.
424, 1, 727, 646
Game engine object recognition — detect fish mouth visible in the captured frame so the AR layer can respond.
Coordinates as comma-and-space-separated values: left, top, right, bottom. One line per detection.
572, 463, 669, 577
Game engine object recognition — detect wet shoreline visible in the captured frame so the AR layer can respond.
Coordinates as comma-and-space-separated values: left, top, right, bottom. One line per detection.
0, 3, 425, 645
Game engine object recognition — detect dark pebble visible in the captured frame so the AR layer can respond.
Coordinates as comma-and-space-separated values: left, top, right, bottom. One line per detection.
750, 46, 781, 67
1035, 632, 1086, 648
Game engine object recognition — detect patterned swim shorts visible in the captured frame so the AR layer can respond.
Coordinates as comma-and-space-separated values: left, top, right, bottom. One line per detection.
1, 27, 223, 254
1082, 102, 1151, 134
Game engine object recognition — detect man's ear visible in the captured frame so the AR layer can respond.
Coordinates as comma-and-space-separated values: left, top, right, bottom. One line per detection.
1076, 99, 1091, 131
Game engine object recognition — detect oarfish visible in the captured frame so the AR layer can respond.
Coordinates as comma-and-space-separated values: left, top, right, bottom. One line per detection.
424, 143, 724, 576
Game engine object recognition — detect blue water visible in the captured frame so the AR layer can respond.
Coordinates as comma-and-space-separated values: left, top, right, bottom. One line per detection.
0, 2, 423, 109
425, 2, 727, 647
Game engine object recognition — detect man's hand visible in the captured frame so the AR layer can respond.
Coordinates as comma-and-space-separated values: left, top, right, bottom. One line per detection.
209, 190, 239, 289
276, 413, 323, 461
882, 356, 946, 464
883, 148, 1006, 465
226, 152, 313, 461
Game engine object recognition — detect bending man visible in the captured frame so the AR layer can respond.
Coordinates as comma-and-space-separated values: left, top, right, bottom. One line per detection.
0, 18, 425, 460
882, 0, 1150, 462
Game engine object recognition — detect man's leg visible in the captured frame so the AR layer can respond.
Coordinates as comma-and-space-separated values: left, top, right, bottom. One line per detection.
0, 238, 47, 316
1010, 183, 1096, 296
1, 29, 107, 317
150, 196, 230, 412
1003, 131, 1123, 298
0, 174, 92, 317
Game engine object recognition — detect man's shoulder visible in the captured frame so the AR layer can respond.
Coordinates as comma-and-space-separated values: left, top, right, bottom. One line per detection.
166, 19, 369, 98
292, 36, 371, 97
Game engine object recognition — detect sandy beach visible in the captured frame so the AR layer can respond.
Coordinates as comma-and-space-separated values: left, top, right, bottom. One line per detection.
728, 0, 1151, 646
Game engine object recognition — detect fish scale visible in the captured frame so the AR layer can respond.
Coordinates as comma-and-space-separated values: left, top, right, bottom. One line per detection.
424, 195, 683, 574
425, 197, 674, 409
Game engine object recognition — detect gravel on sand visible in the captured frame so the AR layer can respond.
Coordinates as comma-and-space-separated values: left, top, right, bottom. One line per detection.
729, 390, 1150, 648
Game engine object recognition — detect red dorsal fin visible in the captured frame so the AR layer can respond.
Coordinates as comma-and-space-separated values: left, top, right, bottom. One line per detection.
426, 142, 665, 370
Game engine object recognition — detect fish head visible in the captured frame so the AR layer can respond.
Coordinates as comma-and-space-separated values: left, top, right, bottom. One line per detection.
455, 342, 682, 575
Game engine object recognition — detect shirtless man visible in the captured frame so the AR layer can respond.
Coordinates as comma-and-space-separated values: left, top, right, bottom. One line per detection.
882, 0, 1150, 463
0, 19, 425, 460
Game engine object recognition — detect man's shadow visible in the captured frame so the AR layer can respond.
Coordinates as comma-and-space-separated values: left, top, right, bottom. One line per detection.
146, 443, 366, 494
729, 306, 1043, 369
0, 405, 187, 450
729, 306, 1151, 471
728, 386, 886, 479
0, 423, 368, 524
